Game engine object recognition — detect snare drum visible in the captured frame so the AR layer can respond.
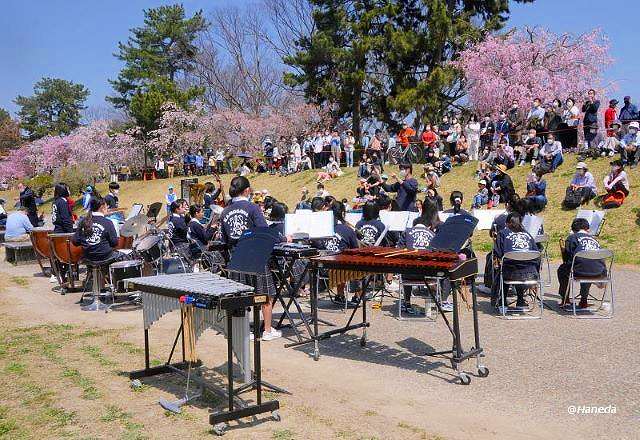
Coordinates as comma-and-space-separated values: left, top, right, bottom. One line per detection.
109, 260, 143, 293
135, 235, 163, 262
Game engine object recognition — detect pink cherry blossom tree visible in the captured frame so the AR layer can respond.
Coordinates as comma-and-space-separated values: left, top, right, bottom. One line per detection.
454, 27, 613, 115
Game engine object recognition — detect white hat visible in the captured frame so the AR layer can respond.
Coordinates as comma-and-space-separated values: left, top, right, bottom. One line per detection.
576, 162, 588, 169
629, 121, 640, 130
478, 179, 487, 185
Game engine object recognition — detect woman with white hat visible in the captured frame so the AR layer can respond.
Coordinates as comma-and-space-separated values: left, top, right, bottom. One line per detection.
566, 162, 597, 207
621, 121, 640, 167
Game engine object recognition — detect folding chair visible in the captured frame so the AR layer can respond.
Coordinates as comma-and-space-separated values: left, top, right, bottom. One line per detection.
568, 249, 614, 319
498, 251, 544, 320
535, 234, 552, 287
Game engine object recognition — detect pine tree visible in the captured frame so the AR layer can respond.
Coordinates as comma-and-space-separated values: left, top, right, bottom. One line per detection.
107, 4, 207, 131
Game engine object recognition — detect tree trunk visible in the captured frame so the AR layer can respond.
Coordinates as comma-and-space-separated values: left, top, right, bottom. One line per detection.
353, 82, 363, 146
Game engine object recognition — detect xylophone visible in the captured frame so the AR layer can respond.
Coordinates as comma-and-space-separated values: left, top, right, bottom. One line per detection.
124, 272, 279, 434
296, 246, 487, 385
315, 247, 478, 283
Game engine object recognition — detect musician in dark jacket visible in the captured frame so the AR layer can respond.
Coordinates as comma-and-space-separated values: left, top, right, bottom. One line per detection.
220, 176, 268, 248
52, 183, 74, 233
557, 218, 607, 309
16, 182, 39, 226
383, 162, 418, 211
355, 201, 386, 246
443, 191, 471, 217
168, 199, 189, 246
203, 180, 222, 209
312, 200, 359, 304
72, 196, 122, 263
493, 213, 539, 309
397, 199, 439, 314
104, 182, 120, 210
187, 204, 215, 246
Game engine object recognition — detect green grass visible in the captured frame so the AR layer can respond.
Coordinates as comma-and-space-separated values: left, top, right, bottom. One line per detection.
9, 276, 30, 287
272, 429, 296, 440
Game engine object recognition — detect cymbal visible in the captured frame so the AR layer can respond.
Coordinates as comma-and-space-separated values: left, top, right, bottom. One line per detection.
120, 214, 148, 237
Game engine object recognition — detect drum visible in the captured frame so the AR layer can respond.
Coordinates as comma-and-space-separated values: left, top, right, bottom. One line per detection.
48, 232, 83, 291
116, 235, 134, 250
30, 227, 53, 259
159, 257, 190, 275
135, 235, 163, 262
109, 260, 143, 293
48, 233, 83, 265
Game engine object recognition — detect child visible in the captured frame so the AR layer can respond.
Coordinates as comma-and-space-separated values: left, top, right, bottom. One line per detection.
165, 185, 177, 214
557, 218, 607, 309
471, 180, 489, 209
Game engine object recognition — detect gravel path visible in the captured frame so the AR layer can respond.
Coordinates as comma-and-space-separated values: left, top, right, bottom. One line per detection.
1, 258, 637, 439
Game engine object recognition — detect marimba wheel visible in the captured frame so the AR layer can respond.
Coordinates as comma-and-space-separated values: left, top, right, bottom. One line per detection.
213, 422, 227, 436
313, 350, 319, 361
477, 366, 489, 377
458, 372, 471, 385
271, 410, 281, 422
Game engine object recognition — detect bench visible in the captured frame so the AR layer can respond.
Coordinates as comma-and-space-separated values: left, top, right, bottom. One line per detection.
4, 241, 37, 265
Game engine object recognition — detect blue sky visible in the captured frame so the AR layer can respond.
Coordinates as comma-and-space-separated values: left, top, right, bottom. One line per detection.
1, 0, 638, 116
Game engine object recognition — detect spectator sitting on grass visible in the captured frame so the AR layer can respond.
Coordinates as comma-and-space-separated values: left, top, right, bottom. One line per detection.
538, 134, 564, 172
471, 180, 489, 209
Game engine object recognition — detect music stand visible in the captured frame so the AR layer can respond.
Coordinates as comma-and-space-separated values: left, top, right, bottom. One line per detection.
146, 202, 163, 222
430, 214, 478, 253
226, 229, 290, 396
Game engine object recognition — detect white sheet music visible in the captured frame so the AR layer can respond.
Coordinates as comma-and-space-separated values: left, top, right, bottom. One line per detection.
380, 211, 410, 231
285, 211, 334, 238
576, 209, 605, 236
472, 209, 506, 230
523, 214, 544, 237
127, 203, 143, 220
344, 211, 363, 227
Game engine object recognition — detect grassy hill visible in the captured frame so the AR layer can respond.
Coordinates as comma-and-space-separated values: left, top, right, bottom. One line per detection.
7, 153, 640, 264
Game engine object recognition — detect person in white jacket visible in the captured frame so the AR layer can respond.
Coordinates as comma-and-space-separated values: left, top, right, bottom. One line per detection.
465, 115, 481, 161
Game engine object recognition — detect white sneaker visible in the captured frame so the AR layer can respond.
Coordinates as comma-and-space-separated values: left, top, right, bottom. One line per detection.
440, 301, 454, 312
387, 280, 400, 291
49, 275, 57, 283
262, 329, 282, 341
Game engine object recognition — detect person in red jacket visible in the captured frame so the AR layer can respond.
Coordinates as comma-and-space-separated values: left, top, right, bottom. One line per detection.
421, 125, 437, 148
398, 123, 416, 148
605, 99, 618, 137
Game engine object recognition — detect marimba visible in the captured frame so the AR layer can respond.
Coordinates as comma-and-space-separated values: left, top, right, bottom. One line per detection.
296, 247, 487, 385
124, 272, 279, 434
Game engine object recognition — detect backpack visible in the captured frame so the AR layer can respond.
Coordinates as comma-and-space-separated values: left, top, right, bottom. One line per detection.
601, 190, 625, 209
534, 161, 553, 176
563, 187, 583, 209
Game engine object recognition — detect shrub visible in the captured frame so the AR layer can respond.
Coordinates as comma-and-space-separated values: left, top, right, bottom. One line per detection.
24, 174, 54, 197
53, 163, 101, 196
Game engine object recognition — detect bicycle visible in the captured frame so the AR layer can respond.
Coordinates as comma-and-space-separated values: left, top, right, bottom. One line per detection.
387, 141, 424, 164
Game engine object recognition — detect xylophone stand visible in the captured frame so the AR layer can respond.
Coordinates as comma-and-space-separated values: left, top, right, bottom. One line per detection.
292, 267, 371, 361
423, 280, 488, 385
271, 256, 335, 342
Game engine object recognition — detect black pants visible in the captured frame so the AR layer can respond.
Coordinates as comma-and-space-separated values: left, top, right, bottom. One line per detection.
557, 263, 606, 303
492, 269, 538, 305
620, 146, 640, 165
